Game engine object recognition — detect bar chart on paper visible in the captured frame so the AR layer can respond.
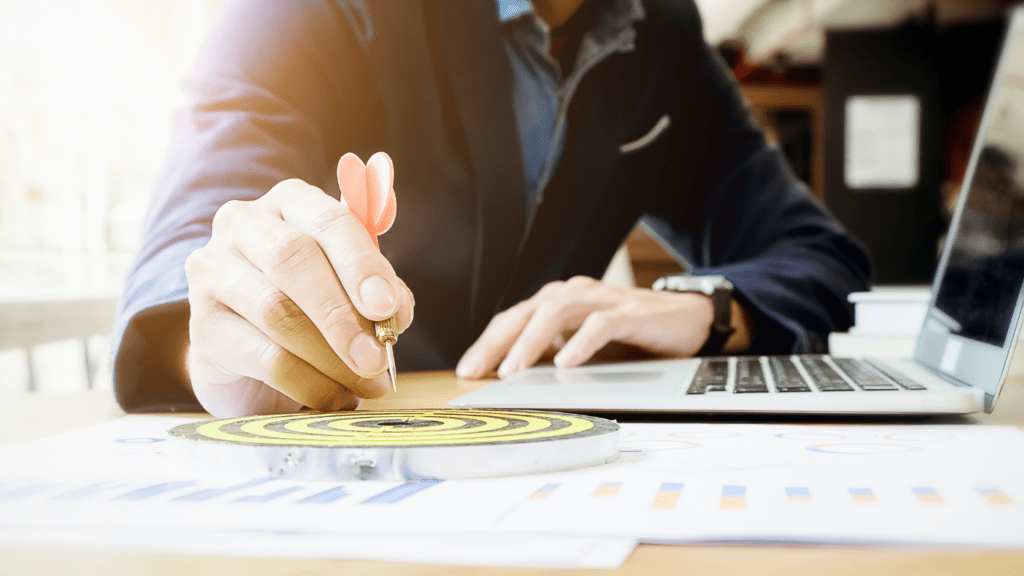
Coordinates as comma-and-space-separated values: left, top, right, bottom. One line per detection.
2, 416, 1024, 549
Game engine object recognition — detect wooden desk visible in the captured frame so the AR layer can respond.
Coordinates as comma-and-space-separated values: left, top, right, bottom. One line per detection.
3, 371, 1024, 575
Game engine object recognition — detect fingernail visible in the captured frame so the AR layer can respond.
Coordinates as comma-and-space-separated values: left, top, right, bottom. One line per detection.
350, 331, 386, 375
497, 357, 518, 378
359, 275, 397, 318
554, 349, 578, 368
456, 355, 476, 378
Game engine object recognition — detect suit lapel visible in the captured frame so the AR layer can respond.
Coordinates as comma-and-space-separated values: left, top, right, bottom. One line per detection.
425, 0, 528, 333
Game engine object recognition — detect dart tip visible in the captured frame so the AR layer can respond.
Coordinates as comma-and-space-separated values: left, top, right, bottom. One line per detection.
385, 341, 397, 392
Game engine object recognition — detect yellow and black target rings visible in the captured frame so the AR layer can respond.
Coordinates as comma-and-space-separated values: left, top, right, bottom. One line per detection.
169, 410, 619, 480
171, 409, 615, 448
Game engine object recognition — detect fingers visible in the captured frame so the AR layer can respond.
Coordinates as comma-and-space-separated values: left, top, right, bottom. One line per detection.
456, 300, 534, 379
188, 297, 360, 417
267, 179, 410, 324
496, 294, 591, 377
213, 199, 387, 379
212, 181, 412, 378
457, 277, 719, 379
187, 173, 415, 417
457, 277, 612, 379
553, 309, 624, 368
189, 248, 389, 399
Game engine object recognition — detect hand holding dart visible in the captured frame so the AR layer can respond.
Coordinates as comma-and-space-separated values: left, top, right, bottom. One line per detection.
336, 151, 399, 391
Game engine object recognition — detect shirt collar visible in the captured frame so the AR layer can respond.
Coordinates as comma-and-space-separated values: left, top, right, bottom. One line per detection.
496, 0, 533, 22
495, 0, 645, 27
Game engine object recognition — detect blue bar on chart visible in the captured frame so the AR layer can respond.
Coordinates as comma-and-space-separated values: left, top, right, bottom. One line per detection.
720, 485, 746, 509
652, 482, 683, 509
531, 483, 561, 500
174, 478, 274, 502
0, 483, 59, 500
913, 486, 944, 504
593, 482, 622, 497
785, 486, 811, 501
114, 481, 198, 502
850, 487, 877, 502
236, 486, 305, 503
298, 486, 350, 504
978, 487, 1014, 506
51, 482, 126, 501
362, 480, 443, 504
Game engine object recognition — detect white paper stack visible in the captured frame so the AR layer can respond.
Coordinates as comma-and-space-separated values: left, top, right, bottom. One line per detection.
829, 286, 930, 357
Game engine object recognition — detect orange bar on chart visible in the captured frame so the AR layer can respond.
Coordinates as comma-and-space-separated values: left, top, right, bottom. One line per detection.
720, 485, 746, 509
913, 486, 944, 504
593, 482, 622, 497
978, 488, 1014, 506
530, 483, 560, 500
785, 487, 811, 501
850, 487, 877, 502
652, 483, 683, 509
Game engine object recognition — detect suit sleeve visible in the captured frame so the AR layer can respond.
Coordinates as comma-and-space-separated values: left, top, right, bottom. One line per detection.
645, 34, 872, 354
111, 0, 372, 411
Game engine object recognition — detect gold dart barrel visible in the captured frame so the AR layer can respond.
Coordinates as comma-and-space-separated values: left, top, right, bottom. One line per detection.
374, 316, 399, 392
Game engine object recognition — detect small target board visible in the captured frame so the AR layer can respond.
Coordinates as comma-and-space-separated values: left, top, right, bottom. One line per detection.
169, 409, 619, 481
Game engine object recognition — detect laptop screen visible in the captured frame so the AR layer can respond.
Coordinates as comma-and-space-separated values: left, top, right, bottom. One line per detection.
917, 7, 1024, 405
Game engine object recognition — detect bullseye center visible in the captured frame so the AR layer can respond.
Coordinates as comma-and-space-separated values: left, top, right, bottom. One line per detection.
360, 419, 445, 429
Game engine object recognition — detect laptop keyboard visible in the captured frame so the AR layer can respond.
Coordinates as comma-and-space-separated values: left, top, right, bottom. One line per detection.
800, 357, 855, 391
686, 356, 926, 395
831, 358, 898, 391
687, 359, 728, 394
734, 358, 769, 393
768, 357, 811, 392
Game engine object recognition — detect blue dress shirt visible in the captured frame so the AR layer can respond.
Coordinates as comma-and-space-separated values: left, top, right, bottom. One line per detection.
496, 0, 644, 210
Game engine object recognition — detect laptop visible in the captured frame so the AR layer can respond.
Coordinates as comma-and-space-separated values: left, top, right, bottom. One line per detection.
450, 6, 1024, 415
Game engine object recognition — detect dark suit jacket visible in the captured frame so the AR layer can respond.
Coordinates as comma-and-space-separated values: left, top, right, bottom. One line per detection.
113, 0, 871, 411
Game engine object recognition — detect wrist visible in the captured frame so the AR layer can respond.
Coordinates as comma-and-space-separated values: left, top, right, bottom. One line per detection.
653, 275, 734, 355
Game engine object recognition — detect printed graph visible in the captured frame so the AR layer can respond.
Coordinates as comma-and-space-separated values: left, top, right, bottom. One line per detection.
850, 487, 878, 503
6, 418, 1024, 550
531, 483, 560, 500
115, 481, 197, 501
0, 477, 448, 507
652, 482, 683, 509
978, 487, 1014, 506
235, 486, 303, 503
786, 486, 811, 501
593, 482, 622, 497
913, 486, 944, 504
298, 486, 349, 504
52, 482, 126, 501
720, 485, 746, 509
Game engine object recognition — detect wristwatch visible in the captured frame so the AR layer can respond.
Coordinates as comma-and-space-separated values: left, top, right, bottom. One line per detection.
652, 275, 735, 356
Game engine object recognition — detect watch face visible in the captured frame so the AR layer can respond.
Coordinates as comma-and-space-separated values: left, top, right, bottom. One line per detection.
656, 275, 732, 295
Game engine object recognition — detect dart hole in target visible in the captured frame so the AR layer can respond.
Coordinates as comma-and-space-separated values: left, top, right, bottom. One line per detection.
359, 419, 445, 429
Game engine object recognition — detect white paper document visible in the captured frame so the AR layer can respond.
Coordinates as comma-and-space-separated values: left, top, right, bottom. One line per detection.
845, 95, 921, 189
2, 416, 1024, 567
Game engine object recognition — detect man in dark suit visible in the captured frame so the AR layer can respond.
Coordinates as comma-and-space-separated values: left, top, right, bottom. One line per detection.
113, 0, 871, 416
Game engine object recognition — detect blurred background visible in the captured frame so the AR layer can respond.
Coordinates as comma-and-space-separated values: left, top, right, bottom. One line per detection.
0, 0, 223, 392
0, 0, 1015, 393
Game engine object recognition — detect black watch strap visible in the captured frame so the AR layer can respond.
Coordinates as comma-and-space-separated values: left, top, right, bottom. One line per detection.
653, 275, 736, 356
697, 283, 734, 356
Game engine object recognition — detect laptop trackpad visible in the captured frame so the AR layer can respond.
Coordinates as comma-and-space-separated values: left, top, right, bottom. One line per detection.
452, 358, 701, 408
